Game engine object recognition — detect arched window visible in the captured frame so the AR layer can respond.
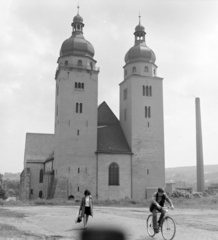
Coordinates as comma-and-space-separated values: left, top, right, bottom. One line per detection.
75, 82, 78, 89
80, 103, 83, 113
146, 86, 149, 96
149, 86, 152, 96
81, 83, 84, 89
148, 107, 151, 118
78, 82, 81, 89
145, 106, 147, 118
144, 66, 148, 72
90, 62, 93, 70
132, 67, 136, 73
143, 85, 145, 96
109, 162, 119, 185
76, 103, 79, 113
39, 169, 43, 183
39, 191, 43, 198
65, 60, 68, 66
78, 60, 82, 66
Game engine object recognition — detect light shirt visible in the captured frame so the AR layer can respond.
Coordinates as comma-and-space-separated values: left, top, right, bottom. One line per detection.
85, 196, 90, 207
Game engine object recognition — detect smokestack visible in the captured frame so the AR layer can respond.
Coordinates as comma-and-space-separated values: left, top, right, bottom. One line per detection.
195, 97, 205, 192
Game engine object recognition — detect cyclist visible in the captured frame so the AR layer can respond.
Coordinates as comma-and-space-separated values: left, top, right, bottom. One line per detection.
149, 187, 174, 233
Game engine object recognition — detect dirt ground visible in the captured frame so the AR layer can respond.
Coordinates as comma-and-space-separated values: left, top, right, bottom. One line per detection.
0, 205, 218, 240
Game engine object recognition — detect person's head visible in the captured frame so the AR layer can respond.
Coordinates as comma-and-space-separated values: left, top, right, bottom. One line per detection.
84, 189, 91, 196
157, 187, 164, 196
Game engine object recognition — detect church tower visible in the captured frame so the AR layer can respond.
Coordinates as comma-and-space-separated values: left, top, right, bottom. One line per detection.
53, 7, 99, 199
120, 16, 165, 200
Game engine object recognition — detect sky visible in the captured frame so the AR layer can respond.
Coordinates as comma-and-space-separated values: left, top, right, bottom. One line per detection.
1, 0, 218, 173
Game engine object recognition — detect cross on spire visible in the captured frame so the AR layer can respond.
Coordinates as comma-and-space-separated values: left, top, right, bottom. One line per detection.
77, 3, 80, 14
139, 12, 141, 24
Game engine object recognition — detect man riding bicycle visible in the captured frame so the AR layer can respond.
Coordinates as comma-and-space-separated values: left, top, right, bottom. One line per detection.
149, 187, 174, 233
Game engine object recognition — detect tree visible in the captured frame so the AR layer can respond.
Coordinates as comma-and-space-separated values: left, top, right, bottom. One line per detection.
0, 188, 6, 199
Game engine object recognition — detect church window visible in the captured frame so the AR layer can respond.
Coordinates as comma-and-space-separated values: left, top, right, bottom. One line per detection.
65, 60, 68, 66
90, 62, 93, 70
78, 168, 80, 173
39, 169, 43, 183
77, 24, 80, 30
149, 86, 152, 96
80, 103, 83, 113
145, 106, 151, 118
76, 103, 79, 113
109, 162, 119, 185
78, 60, 82, 66
143, 85, 145, 96
39, 191, 43, 198
147, 169, 149, 174
78, 82, 81, 88
132, 67, 136, 73
75, 82, 78, 89
76, 103, 83, 113
77, 130, 79, 135
148, 107, 151, 118
78, 187, 79, 191
144, 66, 148, 72
154, 69, 156, 76
146, 86, 149, 96
124, 109, 127, 121
124, 88, 127, 100
81, 83, 84, 89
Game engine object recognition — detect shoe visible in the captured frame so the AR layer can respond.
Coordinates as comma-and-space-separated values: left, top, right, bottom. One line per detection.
154, 228, 159, 234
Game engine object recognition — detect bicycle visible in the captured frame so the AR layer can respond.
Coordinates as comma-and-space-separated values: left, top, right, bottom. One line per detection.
146, 207, 176, 240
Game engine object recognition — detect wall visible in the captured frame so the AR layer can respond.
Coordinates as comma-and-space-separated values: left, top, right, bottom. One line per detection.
26, 162, 44, 200
97, 153, 131, 200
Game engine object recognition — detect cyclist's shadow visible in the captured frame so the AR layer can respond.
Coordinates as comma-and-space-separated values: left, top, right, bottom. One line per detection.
136, 236, 160, 240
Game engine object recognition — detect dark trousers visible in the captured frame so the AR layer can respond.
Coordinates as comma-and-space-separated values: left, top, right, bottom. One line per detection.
150, 205, 165, 231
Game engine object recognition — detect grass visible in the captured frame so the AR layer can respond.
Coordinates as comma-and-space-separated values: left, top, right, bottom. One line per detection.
171, 195, 218, 209
0, 208, 26, 218
0, 195, 217, 209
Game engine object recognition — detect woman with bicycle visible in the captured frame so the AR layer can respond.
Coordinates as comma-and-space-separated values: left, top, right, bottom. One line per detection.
149, 187, 174, 234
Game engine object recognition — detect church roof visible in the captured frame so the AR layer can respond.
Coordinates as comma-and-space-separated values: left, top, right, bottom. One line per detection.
24, 133, 54, 163
97, 102, 132, 154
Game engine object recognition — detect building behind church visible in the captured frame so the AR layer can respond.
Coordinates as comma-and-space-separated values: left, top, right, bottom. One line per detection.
20, 8, 165, 201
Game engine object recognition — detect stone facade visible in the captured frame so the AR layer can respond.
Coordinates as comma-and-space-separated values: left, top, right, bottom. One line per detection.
97, 153, 132, 200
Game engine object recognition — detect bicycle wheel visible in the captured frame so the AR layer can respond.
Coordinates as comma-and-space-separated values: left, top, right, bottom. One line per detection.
146, 214, 155, 237
161, 216, 176, 240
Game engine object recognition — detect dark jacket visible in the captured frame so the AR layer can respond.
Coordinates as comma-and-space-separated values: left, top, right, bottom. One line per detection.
149, 192, 170, 212
79, 195, 93, 217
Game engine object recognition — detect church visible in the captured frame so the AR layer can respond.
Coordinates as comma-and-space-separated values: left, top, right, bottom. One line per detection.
20, 8, 165, 201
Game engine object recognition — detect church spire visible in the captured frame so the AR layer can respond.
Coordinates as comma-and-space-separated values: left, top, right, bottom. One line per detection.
71, 5, 84, 34
139, 12, 141, 24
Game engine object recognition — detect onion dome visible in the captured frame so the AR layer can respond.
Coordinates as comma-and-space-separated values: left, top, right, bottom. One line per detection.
59, 7, 95, 58
125, 16, 156, 64
73, 13, 83, 23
